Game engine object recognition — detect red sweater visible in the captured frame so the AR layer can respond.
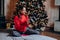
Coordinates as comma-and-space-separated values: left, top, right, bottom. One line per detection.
14, 14, 29, 32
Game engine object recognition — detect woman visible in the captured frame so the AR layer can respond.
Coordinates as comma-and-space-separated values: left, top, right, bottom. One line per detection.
13, 5, 39, 37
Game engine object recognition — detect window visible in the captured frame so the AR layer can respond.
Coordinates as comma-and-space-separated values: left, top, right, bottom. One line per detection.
0, 0, 1, 15
0, 0, 4, 16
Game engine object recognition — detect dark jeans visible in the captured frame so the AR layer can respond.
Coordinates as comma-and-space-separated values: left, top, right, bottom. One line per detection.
12, 28, 40, 37
24, 28, 39, 35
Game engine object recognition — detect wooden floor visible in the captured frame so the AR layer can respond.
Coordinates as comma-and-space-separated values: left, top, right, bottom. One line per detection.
40, 31, 60, 40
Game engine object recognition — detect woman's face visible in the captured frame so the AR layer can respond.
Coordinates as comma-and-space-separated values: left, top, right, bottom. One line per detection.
21, 7, 27, 15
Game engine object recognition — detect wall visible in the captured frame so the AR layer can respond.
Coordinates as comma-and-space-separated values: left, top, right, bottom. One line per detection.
4, 0, 59, 22
4, 0, 18, 21
4, 0, 10, 16
44, 0, 59, 22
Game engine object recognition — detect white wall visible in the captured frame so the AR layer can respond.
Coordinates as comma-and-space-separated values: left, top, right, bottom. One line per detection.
4, 0, 10, 16
55, 0, 60, 5
44, 0, 59, 22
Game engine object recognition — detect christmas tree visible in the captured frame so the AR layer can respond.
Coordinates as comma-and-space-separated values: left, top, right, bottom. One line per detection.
15, 0, 48, 31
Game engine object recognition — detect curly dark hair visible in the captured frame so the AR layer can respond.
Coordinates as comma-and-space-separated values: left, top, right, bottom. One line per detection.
14, 5, 25, 18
